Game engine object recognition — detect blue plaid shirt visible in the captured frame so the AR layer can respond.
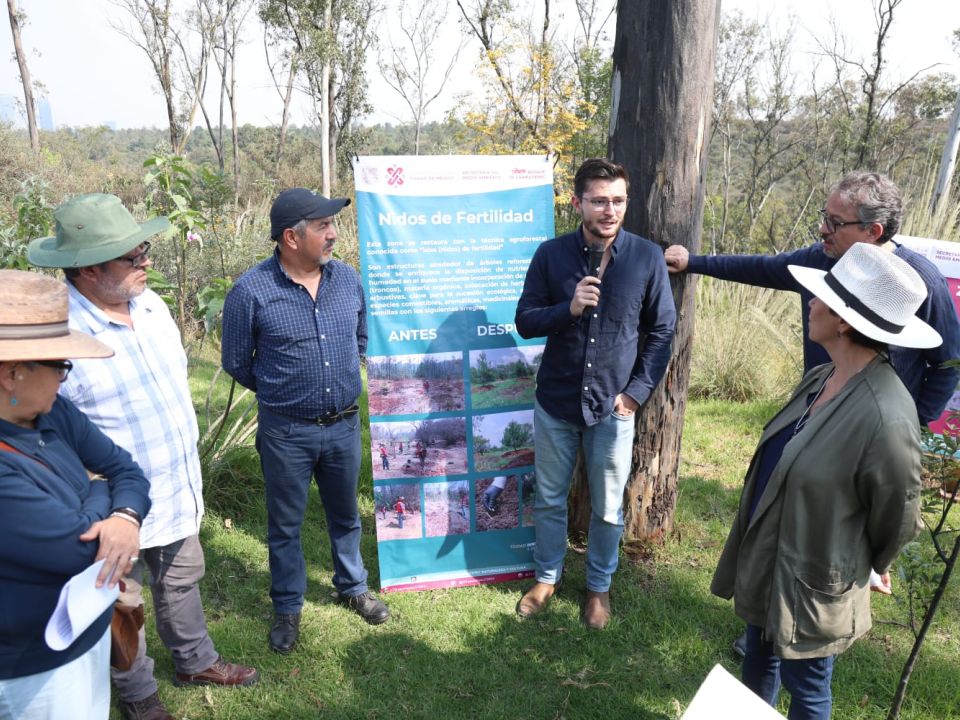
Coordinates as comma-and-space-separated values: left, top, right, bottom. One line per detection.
222, 252, 366, 418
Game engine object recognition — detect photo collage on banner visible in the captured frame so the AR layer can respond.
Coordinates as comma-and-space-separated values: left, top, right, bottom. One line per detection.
354, 155, 554, 591
897, 234, 960, 435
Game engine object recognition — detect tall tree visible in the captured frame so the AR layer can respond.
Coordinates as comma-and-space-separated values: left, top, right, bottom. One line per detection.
379, 0, 462, 155
6, 0, 39, 153
111, 0, 208, 153
573, 0, 719, 543
260, 0, 379, 192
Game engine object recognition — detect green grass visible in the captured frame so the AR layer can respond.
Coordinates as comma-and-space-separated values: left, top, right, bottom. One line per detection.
123, 366, 960, 720
471, 377, 536, 409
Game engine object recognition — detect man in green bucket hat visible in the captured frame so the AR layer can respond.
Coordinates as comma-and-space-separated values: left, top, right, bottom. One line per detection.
29, 194, 258, 720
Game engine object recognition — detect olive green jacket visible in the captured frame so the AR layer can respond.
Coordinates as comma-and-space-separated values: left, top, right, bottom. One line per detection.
711, 357, 923, 659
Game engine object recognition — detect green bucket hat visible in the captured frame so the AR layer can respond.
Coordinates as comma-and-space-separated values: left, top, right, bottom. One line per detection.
28, 193, 170, 268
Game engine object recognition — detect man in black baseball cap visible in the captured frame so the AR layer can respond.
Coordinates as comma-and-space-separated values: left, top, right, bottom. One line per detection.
222, 187, 388, 655
270, 188, 351, 240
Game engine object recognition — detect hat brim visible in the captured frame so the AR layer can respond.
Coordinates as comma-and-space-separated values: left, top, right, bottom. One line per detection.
303, 197, 350, 220
27, 216, 171, 268
0, 329, 114, 362
788, 264, 942, 349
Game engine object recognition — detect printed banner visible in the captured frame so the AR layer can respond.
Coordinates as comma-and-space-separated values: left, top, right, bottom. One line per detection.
354, 155, 554, 591
897, 234, 960, 435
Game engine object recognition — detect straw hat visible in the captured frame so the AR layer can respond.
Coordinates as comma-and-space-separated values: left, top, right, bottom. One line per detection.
27, 193, 169, 268
0, 270, 114, 361
788, 242, 942, 349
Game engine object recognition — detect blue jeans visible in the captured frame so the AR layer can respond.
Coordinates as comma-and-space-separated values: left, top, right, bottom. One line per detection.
532, 400, 635, 592
257, 406, 368, 614
742, 624, 835, 720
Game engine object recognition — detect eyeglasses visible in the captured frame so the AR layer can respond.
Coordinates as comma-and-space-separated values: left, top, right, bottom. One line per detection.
582, 196, 629, 211
28, 360, 74, 382
112, 242, 151, 268
818, 209, 864, 234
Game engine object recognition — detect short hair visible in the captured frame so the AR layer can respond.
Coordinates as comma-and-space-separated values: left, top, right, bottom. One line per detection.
275, 218, 309, 244
830, 171, 902, 243
574, 158, 630, 198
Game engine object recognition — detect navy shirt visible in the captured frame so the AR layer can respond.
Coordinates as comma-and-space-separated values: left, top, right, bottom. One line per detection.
516, 227, 677, 426
222, 251, 367, 418
688, 242, 960, 425
0, 396, 151, 679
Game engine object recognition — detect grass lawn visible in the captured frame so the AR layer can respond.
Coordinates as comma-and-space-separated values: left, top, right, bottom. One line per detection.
124, 364, 960, 719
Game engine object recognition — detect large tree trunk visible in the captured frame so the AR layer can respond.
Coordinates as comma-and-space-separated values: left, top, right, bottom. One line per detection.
6, 0, 39, 154
569, 0, 719, 543
931, 90, 960, 215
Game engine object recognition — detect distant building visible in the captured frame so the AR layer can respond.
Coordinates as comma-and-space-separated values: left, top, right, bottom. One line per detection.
0, 95, 18, 125
38, 97, 54, 131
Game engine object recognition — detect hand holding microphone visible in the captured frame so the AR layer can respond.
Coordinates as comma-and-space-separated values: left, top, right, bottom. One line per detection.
570, 246, 605, 317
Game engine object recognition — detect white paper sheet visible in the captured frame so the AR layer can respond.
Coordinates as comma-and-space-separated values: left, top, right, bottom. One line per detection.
44, 559, 119, 651
682, 664, 785, 719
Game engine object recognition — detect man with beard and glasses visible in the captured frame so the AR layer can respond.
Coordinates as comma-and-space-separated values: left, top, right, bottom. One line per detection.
664, 170, 960, 656
28, 194, 258, 720
514, 158, 676, 629
221, 188, 389, 657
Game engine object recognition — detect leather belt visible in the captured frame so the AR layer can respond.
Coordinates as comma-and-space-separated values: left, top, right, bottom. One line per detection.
302, 403, 360, 426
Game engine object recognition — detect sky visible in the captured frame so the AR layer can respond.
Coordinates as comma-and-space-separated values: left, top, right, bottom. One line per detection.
0, 0, 958, 130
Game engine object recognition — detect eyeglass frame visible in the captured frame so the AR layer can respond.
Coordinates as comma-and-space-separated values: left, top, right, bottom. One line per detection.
579, 195, 629, 211
110, 241, 152, 268
26, 359, 74, 383
818, 208, 869, 234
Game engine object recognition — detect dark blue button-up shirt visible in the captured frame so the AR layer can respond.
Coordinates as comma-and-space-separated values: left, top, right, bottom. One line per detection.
515, 227, 677, 426
687, 241, 960, 425
221, 251, 367, 418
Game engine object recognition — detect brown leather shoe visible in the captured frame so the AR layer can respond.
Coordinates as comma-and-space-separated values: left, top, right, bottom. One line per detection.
174, 656, 259, 687
117, 692, 174, 720
581, 590, 611, 629
517, 581, 559, 619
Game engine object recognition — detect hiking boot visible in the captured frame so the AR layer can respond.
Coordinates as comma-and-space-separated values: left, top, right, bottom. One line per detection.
269, 613, 301, 654
174, 656, 259, 687
337, 590, 390, 625
117, 692, 174, 720
517, 580, 560, 619
581, 590, 611, 630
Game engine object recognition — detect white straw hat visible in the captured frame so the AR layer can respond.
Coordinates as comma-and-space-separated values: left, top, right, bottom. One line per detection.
788, 242, 942, 349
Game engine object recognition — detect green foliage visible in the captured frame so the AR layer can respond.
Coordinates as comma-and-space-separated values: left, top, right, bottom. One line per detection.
501, 420, 533, 450
196, 276, 233, 337
145, 266, 177, 310
0, 177, 55, 269
688, 277, 802, 402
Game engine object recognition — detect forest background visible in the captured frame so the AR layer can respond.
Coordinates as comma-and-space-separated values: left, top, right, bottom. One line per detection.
3, 2, 960, 718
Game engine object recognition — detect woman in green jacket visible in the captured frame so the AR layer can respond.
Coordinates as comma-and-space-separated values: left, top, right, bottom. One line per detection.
711, 242, 939, 719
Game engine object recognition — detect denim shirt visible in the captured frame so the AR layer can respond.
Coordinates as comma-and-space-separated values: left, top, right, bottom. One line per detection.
515, 227, 676, 426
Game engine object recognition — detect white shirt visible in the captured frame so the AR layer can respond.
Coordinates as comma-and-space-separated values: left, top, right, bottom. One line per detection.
61, 284, 204, 548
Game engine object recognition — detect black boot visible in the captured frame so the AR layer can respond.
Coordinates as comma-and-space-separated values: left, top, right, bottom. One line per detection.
270, 612, 301, 653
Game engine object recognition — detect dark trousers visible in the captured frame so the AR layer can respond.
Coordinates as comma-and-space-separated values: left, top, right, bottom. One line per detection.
256, 406, 368, 614
112, 535, 218, 702
742, 624, 835, 720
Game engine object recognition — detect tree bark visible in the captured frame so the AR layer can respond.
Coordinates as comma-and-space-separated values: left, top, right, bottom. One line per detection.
570, 0, 719, 543
6, 0, 39, 153
931, 90, 960, 215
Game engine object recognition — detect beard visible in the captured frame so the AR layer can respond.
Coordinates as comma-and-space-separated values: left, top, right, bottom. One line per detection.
581, 215, 623, 246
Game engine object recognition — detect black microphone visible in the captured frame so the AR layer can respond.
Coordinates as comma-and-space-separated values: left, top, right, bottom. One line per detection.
587, 247, 604, 278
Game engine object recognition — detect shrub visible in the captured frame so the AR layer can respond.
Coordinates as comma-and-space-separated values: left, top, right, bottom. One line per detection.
688, 276, 803, 402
